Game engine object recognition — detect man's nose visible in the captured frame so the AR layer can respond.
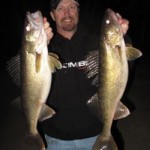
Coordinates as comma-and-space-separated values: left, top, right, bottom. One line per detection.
64, 8, 71, 17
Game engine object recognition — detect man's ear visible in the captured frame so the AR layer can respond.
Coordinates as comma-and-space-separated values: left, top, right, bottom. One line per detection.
50, 12, 55, 21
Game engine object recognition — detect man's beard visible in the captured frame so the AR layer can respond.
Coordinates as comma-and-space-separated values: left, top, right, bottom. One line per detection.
62, 24, 76, 31
61, 17, 77, 31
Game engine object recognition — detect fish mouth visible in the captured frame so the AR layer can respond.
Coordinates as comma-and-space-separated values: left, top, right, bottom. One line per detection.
26, 11, 42, 29
107, 8, 119, 22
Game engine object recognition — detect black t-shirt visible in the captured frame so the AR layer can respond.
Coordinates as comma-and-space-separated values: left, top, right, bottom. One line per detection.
40, 25, 102, 140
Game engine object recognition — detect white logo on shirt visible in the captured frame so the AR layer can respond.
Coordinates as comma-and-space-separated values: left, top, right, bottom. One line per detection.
62, 60, 88, 69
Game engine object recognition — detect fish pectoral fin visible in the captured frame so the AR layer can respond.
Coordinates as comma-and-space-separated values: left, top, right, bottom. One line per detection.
126, 46, 142, 61
36, 53, 42, 72
38, 104, 56, 122
113, 101, 130, 120
48, 52, 59, 59
48, 52, 62, 73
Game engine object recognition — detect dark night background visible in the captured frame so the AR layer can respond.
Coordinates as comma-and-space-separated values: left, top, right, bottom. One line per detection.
0, 0, 150, 150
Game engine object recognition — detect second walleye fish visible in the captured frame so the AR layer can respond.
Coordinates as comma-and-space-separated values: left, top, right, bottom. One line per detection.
85, 8, 142, 150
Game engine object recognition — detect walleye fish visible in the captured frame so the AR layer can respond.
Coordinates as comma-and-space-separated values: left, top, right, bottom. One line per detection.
7, 11, 62, 150
85, 8, 142, 150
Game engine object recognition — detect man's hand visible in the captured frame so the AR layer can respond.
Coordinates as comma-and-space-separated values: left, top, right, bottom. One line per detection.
116, 13, 129, 35
43, 17, 53, 44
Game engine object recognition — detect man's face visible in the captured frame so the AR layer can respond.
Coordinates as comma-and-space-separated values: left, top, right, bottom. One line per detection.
50, 0, 79, 32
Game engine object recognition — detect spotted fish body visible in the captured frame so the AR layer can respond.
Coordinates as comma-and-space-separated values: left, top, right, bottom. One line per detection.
85, 8, 142, 150
7, 11, 62, 150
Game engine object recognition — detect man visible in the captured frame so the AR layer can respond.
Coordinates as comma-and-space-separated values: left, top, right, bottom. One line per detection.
41, 0, 129, 149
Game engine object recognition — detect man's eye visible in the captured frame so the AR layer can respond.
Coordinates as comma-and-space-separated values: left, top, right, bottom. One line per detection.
56, 7, 63, 12
70, 5, 77, 10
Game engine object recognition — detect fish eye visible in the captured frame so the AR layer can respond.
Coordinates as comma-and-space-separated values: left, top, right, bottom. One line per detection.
106, 19, 110, 24
26, 23, 32, 31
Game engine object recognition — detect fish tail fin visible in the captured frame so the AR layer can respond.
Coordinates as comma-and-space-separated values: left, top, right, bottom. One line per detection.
25, 132, 45, 150
92, 135, 118, 150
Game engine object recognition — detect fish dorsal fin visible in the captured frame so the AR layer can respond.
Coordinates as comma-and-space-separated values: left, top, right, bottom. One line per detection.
38, 104, 56, 122
6, 54, 21, 87
48, 52, 62, 73
85, 50, 99, 86
113, 101, 130, 120
126, 45, 142, 61
36, 53, 42, 72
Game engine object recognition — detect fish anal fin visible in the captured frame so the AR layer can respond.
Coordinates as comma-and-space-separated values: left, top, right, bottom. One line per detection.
48, 53, 62, 73
36, 53, 41, 72
38, 104, 55, 122
126, 46, 142, 61
114, 101, 130, 120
